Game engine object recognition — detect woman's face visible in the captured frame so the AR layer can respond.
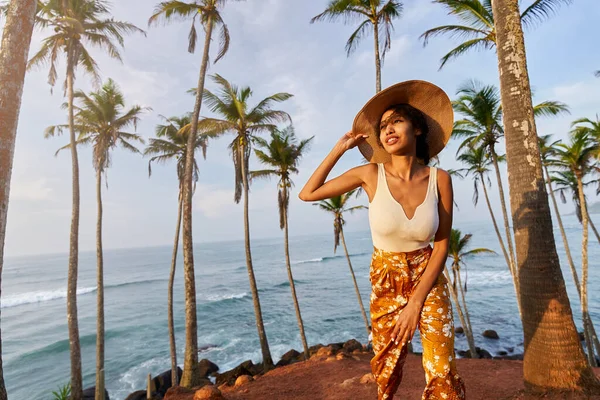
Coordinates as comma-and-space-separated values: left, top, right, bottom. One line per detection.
378, 109, 420, 155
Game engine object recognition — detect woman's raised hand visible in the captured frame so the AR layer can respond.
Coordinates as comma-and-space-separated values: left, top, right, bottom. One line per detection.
336, 131, 368, 152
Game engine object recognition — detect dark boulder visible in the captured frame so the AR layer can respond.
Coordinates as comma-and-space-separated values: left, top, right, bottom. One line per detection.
199, 359, 220, 378
330, 342, 345, 354
215, 360, 263, 386
276, 349, 302, 367
124, 391, 146, 400
455, 327, 464, 334
343, 339, 363, 353
482, 330, 499, 339
82, 387, 110, 400
153, 367, 183, 397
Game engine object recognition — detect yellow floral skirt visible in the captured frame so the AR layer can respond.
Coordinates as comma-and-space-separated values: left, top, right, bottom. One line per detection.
369, 245, 466, 400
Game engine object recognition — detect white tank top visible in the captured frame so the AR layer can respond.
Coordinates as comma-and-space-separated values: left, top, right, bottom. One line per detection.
368, 163, 439, 252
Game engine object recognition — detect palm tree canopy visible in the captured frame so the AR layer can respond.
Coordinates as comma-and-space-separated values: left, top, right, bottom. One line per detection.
196, 73, 293, 203
45, 78, 147, 172
452, 80, 569, 155
420, 0, 573, 69
148, 0, 235, 59
144, 113, 212, 185
554, 130, 599, 178
448, 228, 495, 266
551, 169, 598, 222
310, 0, 403, 61
571, 115, 600, 139
455, 144, 499, 206
251, 125, 314, 229
28, 0, 145, 90
538, 134, 561, 167
314, 188, 366, 253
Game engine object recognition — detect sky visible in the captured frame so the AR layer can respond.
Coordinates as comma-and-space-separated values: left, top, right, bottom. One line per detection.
2, 0, 600, 257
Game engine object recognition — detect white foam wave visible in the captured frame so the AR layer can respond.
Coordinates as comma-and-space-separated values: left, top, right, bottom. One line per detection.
463, 270, 512, 286
202, 292, 248, 302
1, 286, 97, 309
293, 257, 324, 264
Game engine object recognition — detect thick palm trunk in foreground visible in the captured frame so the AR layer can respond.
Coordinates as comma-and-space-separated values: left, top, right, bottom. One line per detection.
491, 0, 600, 392
66, 60, 84, 400
95, 170, 106, 400
0, 1, 37, 397
180, 15, 214, 388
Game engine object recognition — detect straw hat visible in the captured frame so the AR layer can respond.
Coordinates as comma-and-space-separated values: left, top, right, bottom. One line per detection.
352, 80, 453, 163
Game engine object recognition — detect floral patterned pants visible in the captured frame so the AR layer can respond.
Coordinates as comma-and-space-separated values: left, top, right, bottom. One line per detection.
369, 246, 466, 400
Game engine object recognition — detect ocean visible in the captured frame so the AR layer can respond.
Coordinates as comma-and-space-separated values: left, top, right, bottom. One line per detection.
2, 214, 599, 399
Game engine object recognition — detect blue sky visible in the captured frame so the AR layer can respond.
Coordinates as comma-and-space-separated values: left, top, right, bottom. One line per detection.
3, 0, 600, 257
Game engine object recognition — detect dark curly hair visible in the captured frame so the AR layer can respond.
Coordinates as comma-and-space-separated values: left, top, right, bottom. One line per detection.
376, 103, 430, 165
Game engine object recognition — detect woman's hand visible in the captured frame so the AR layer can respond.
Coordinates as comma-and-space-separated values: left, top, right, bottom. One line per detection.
391, 302, 421, 347
336, 131, 368, 152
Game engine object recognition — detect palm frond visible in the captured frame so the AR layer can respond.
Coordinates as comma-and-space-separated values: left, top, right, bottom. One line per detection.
520, 0, 573, 28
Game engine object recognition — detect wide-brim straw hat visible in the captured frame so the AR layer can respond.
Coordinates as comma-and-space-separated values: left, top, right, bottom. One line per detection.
352, 80, 453, 163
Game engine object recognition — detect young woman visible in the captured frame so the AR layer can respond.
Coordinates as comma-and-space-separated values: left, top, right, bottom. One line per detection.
299, 81, 466, 400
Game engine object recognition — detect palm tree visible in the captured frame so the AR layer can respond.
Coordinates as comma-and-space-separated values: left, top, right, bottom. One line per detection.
197, 74, 292, 371
148, 0, 233, 387
315, 189, 370, 337
491, 0, 600, 392
595, 71, 600, 78
453, 80, 569, 310
550, 168, 600, 362
554, 131, 599, 367
446, 229, 495, 359
46, 79, 147, 397
29, 2, 144, 397
420, 0, 573, 69
0, 1, 38, 398
251, 126, 314, 360
144, 114, 210, 386
310, 0, 403, 92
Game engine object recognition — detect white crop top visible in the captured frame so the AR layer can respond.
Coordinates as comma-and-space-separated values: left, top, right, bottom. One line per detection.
368, 163, 439, 252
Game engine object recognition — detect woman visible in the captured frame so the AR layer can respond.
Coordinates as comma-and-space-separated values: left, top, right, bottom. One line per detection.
299, 81, 466, 399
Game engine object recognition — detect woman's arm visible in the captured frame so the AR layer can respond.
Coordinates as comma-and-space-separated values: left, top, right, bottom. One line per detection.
298, 132, 370, 202
390, 169, 454, 346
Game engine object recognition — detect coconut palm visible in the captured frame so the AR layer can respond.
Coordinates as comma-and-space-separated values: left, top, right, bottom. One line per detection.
310, 0, 403, 92
46, 79, 146, 397
29, 2, 144, 397
251, 126, 314, 360
197, 74, 292, 371
453, 80, 569, 306
491, 0, 600, 391
315, 189, 370, 337
0, 1, 37, 398
595, 71, 600, 78
148, 0, 234, 386
144, 114, 210, 386
421, 0, 573, 69
554, 131, 600, 367
446, 228, 495, 359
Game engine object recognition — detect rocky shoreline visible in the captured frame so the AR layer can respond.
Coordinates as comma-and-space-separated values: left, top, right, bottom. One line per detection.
122, 332, 527, 400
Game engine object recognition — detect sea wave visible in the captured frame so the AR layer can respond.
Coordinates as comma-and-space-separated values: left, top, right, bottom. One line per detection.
293, 252, 370, 265
1, 279, 166, 309
201, 292, 249, 302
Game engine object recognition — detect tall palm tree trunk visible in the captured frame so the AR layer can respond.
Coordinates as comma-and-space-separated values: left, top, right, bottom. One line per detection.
282, 205, 310, 360
373, 20, 382, 93
443, 268, 477, 358
589, 218, 600, 246
339, 228, 370, 337
544, 166, 600, 360
479, 174, 523, 319
491, 0, 600, 391
454, 263, 477, 354
168, 189, 184, 387
66, 58, 83, 400
180, 15, 214, 388
575, 175, 597, 367
239, 143, 274, 370
491, 150, 518, 286
95, 169, 105, 400
0, 1, 37, 397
